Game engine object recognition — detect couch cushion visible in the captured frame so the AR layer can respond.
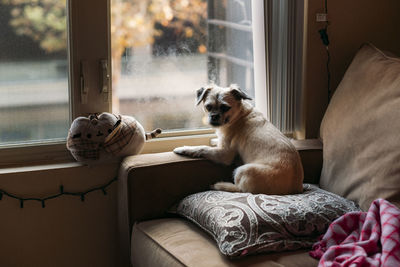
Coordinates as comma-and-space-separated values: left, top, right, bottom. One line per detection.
131, 218, 319, 267
174, 184, 360, 258
320, 43, 400, 210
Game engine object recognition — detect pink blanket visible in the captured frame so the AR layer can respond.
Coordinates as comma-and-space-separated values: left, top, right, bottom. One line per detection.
310, 199, 400, 267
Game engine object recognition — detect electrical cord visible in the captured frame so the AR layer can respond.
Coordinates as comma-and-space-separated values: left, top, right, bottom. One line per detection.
318, 0, 331, 102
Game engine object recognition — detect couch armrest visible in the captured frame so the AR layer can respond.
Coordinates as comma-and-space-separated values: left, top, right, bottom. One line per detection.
292, 139, 323, 184
119, 139, 323, 224
119, 152, 234, 223
117, 152, 234, 266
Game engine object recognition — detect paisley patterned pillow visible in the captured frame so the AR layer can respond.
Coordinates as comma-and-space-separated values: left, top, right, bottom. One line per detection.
175, 184, 360, 258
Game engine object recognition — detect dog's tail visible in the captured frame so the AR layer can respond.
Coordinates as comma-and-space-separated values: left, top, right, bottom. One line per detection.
145, 128, 162, 140
211, 182, 241, 192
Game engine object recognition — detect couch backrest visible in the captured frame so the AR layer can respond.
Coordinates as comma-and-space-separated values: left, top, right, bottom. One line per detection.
320, 43, 400, 210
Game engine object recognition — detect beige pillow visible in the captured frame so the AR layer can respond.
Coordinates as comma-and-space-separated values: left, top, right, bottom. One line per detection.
320, 43, 400, 211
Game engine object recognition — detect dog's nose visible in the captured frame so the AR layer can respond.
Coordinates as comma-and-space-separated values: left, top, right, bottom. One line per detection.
211, 114, 220, 121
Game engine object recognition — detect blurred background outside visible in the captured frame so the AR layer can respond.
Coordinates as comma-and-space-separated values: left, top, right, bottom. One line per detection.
0, 0, 254, 145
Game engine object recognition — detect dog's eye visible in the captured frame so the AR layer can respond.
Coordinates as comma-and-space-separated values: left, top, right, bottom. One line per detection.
220, 104, 231, 113
205, 104, 212, 111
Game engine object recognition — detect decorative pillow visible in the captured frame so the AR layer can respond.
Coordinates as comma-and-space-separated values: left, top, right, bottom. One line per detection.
320, 43, 400, 210
174, 184, 360, 258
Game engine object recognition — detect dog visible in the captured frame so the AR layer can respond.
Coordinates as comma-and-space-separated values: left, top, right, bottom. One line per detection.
173, 84, 304, 195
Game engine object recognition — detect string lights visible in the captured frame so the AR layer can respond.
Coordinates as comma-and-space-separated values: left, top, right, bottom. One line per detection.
0, 176, 117, 208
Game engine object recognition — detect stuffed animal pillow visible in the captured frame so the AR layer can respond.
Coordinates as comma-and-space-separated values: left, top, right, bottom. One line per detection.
66, 112, 161, 163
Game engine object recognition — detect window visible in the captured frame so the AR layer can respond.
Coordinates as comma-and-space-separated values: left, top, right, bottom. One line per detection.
0, 0, 303, 166
0, 0, 69, 145
0, 0, 110, 167
110, 0, 258, 134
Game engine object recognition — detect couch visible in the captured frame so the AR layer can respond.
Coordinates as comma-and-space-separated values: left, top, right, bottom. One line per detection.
117, 43, 400, 266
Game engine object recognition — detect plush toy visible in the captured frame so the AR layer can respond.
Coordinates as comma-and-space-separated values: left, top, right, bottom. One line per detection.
66, 112, 161, 163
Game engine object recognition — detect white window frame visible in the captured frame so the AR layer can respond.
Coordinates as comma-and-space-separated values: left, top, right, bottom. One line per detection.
252, 0, 269, 119
0, 0, 270, 168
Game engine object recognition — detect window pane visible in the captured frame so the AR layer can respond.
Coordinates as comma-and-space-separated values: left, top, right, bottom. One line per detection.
207, 0, 254, 97
0, 1, 69, 145
111, 0, 254, 132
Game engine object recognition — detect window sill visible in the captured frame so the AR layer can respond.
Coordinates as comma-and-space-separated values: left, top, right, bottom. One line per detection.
0, 160, 124, 176
0, 161, 83, 175
0, 131, 216, 169
141, 132, 216, 153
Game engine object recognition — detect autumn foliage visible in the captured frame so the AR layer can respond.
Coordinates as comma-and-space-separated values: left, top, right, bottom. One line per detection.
2, 0, 207, 82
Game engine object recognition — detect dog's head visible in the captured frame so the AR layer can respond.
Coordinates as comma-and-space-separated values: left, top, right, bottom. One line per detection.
196, 84, 252, 127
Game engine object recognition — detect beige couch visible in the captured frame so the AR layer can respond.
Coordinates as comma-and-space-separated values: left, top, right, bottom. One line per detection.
117, 43, 400, 266
118, 140, 322, 267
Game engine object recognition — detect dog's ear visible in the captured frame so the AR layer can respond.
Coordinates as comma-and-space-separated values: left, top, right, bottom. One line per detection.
229, 84, 252, 101
196, 87, 211, 105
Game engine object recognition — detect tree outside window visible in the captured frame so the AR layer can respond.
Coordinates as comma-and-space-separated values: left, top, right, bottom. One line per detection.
1, 0, 207, 111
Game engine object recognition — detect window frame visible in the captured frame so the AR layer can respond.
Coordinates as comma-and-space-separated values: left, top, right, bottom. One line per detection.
0, 0, 269, 168
0, 0, 112, 167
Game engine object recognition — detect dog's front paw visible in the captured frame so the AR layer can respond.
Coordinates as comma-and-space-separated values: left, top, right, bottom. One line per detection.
173, 145, 208, 158
173, 146, 190, 155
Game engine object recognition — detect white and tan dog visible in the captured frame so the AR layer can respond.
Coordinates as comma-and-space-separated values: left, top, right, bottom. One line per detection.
173, 84, 303, 195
